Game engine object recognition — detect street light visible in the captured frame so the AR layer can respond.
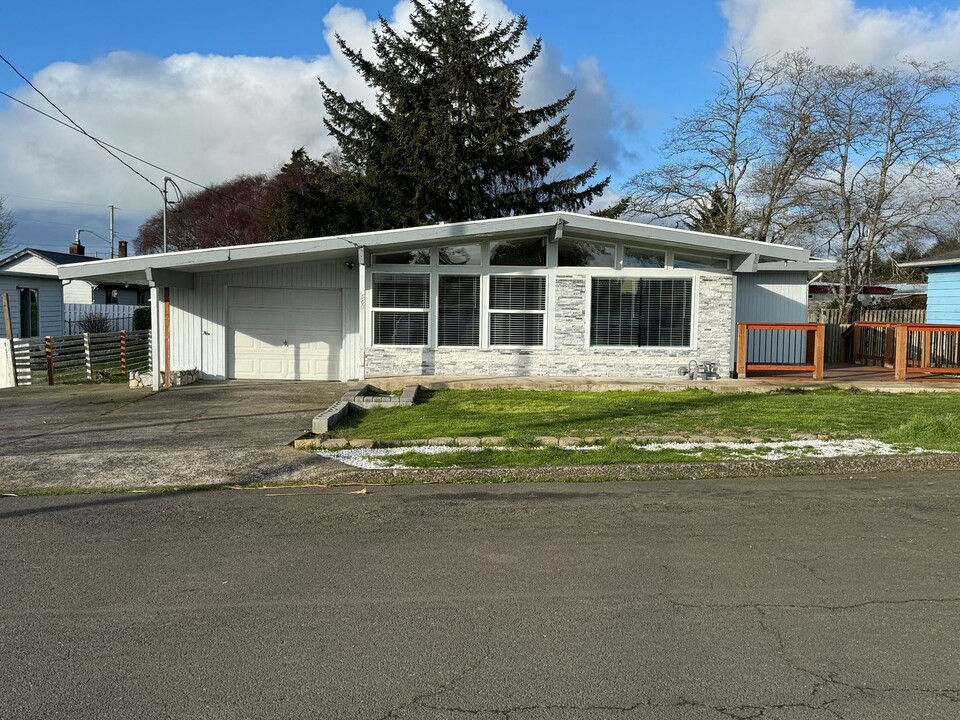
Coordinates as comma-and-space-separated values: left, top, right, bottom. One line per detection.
161, 176, 184, 253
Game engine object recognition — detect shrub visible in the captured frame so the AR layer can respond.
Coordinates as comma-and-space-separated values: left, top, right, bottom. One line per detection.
133, 306, 151, 331
78, 312, 113, 333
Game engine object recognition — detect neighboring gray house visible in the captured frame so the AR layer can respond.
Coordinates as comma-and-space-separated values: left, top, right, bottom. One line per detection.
0, 249, 96, 339
900, 250, 960, 323
59, 213, 835, 386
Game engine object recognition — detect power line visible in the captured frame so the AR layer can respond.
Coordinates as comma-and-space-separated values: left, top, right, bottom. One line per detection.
0, 90, 266, 216
0, 52, 162, 194
0, 192, 110, 209
14, 216, 112, 232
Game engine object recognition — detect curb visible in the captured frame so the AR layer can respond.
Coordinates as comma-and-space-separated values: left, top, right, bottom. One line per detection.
321, 452, 960, 485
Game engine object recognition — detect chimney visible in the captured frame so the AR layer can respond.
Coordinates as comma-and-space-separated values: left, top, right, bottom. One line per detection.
69, 240, 85, 256
118, 240, 128, 258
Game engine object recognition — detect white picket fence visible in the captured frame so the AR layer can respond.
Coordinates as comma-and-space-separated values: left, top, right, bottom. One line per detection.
63, 304, 147, 334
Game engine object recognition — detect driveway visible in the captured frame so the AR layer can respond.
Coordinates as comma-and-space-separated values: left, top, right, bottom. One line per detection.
0, 381, 349, 491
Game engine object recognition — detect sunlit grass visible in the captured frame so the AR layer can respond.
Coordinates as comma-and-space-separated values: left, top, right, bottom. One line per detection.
330, 388, 960, 451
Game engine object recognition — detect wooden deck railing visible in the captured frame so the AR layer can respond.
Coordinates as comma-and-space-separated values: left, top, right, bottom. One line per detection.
840, 322, 898, 366
894, 324, 960, 380
736, 323, 825, 379
838, 322, 960, 380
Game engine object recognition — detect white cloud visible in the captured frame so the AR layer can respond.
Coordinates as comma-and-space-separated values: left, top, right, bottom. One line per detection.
722, 0, 960, 66
0, 0, 631, 225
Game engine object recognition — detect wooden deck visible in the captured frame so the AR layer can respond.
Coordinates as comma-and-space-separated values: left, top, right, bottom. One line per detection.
744, 363, 960, 385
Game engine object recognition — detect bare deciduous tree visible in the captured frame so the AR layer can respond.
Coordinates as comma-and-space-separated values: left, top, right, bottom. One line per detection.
623, 48, 780, 237
808, 59, 960, 320
0, 195, 15, 256
135, 174, 271, 254
742, 51, 831, 242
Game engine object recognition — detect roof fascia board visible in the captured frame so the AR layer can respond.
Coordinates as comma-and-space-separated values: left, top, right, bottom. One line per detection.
898, 258, 960, 269
756, 259, 838, 272
555, 213, 809, 261
59, 212, 811, 282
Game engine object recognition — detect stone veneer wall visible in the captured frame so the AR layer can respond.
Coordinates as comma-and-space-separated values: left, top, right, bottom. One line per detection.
364, 274, 734, 379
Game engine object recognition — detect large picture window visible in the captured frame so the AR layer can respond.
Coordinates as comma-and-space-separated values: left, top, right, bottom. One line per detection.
591, 278, 692, 347
438, 275, 480, 346
373, 273, 429, 345
489, 276, 545, 346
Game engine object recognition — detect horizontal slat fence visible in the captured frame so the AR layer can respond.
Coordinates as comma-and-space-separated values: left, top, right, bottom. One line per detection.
12, 330, 150, 386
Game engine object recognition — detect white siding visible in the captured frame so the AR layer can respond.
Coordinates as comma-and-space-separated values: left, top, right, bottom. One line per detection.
1, 255, 59, 277
63, 280, 95, 304
735, 271, 809, 364
0, 275, 64, 338
166, 259, 361, 381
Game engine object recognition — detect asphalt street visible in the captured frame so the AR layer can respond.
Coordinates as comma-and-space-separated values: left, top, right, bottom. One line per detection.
2, 472, 959, 719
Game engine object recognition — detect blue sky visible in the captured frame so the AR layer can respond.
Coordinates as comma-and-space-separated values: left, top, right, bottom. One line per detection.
2, 0, 959, 255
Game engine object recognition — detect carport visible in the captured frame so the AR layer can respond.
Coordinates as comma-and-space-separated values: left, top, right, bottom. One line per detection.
59, 237, 367, 391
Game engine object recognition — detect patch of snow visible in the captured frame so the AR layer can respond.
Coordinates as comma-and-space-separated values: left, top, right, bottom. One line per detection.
316, 445, 501, 470
632, 438, 935, 461
317, 438, 942, 469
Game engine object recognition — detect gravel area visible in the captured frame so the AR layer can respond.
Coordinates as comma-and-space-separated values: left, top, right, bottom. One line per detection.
322, 451, 960, 486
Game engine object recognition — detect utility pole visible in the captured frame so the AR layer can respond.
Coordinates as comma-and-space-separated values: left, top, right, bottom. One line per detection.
108, 205, 116, 259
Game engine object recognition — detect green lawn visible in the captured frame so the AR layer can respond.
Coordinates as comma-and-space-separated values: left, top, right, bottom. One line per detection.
330, 388, 960, 452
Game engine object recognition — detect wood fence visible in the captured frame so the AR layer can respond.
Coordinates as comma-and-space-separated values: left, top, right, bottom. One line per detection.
808, 308, 928, 363
12, 330, 150, 386
809, 307, 926, 325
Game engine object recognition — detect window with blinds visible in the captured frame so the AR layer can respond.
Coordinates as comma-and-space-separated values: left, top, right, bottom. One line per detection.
438, 275, 480, 346
373, 273, 429, 345
489, 276, 545, 345
591, 278, 692, 347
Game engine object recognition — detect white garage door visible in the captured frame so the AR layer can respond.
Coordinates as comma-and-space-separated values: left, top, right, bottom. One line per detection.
228, 287, 342, 380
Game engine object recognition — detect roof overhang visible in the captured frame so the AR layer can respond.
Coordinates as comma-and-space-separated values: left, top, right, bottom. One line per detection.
58, 212, 815, 285
756, 258, 837, 272
898, 257, 960, 269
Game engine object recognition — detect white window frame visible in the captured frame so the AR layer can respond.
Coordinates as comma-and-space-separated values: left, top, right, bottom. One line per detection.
370, 272, 431, 347
487, 273, 548, 348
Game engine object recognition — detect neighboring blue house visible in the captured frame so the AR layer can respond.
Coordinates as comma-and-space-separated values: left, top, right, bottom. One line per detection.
900, 250, 960, 323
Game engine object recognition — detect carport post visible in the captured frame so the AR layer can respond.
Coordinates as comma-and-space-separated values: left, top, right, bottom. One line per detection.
150, 286, 161, 392
2, 293, 16, 387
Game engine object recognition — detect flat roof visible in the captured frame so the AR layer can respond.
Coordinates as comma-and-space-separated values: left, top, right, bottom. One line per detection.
59, 212, 819, 285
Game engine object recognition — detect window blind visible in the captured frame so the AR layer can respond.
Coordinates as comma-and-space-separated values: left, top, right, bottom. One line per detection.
438, 275, 480, 346
489, 276, 545, 345
591, 278, 691, 347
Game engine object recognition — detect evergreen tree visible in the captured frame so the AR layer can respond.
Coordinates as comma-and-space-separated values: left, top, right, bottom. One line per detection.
320, 0, 608, 229
261, 149, 366, 241
685, 186, 741, 236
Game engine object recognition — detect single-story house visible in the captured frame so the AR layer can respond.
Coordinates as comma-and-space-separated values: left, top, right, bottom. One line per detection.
58, 212, 835, 389
899, 250, 960, 322
0, 248, 98, 339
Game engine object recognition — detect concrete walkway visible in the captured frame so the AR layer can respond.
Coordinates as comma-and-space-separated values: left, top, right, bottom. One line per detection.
0, 381, 349, 492
368, 366, 960, 393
